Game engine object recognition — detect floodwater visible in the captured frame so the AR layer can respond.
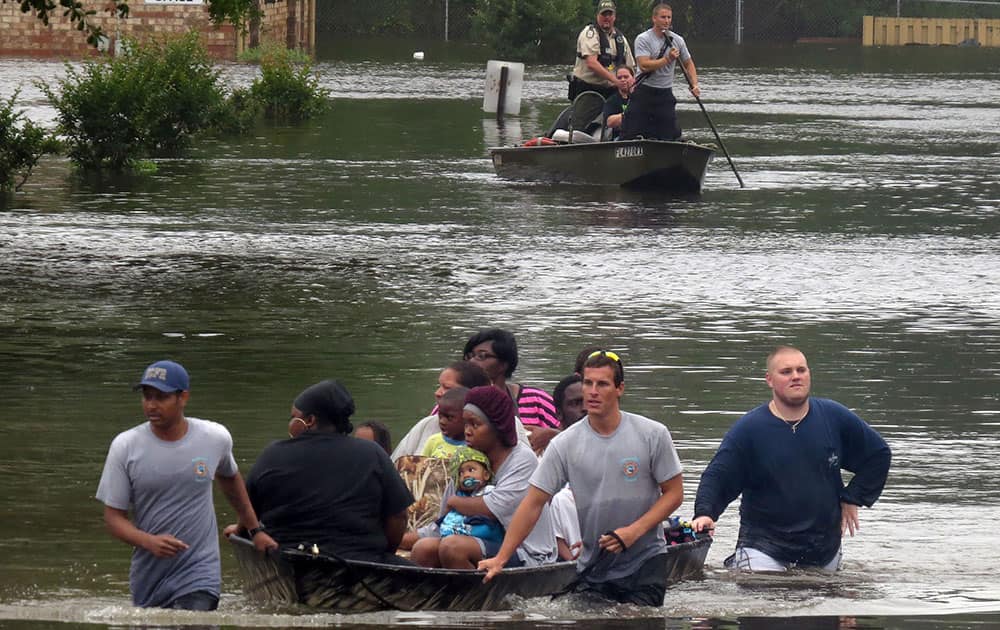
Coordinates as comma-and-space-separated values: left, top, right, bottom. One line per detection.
1, 42, 1000, 628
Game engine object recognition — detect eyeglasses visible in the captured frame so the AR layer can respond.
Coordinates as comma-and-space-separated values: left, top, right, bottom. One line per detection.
467, 350, 498, 361
588, 350, 622, 363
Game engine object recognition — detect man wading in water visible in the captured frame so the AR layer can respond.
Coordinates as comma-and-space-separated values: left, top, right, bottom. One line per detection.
691, 346, 891, 572
479, 351, 684, 606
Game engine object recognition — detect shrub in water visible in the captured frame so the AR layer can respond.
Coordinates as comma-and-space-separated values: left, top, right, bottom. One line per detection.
249, 45, 329, 122
0, 90, 60, 191
43, 32, 228, 170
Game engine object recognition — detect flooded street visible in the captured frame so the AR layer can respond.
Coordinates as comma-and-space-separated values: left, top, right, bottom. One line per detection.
1, 43, 1000, 627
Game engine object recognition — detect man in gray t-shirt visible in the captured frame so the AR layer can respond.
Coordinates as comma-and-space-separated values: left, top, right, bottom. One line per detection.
622, 3, 701, 141
479, 351, 684, 606
96, 360, 275, 609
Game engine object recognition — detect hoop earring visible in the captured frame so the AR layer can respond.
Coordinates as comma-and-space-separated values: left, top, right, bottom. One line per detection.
289, 417, 309, 438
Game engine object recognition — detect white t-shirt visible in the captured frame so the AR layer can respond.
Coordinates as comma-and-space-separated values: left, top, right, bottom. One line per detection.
551, 486, 581, 555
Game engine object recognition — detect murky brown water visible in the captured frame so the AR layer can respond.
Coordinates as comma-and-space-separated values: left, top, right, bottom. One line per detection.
1, 42, 1000, 628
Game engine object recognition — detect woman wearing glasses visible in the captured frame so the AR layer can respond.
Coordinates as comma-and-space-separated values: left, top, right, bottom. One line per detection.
463, 328, 560, 451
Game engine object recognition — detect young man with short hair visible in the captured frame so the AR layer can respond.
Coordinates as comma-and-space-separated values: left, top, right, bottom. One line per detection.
479, 351, 684, 606
691, 346, 892, 572
623, 3, 700, 141
96, 360, 275, 609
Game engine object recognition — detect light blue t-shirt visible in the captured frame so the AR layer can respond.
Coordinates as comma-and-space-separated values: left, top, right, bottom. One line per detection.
530, 411, 683, 581
634, 29, 692, 90
96, 417, 238, 607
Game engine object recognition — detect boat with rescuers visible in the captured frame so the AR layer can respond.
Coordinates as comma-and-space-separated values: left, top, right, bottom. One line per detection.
490, 139, 715, 193
488, 91, 716, 193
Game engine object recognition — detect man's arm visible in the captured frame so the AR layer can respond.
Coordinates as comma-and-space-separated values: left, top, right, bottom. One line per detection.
103, 505, 189, 558
637, 46, 679, 74
477, 485, 552, 581
585, 55, 623, 89
527, 426, 560, 453
692, 434, 745, 532
445, 493, 494, 518
217, 472, 278, 551
599, 474, 683, 552
681, 57, 700, 97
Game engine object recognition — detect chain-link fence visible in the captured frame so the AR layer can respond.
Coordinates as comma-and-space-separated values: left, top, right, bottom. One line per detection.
315, 0, 1000, 43
315, 0, 475, 39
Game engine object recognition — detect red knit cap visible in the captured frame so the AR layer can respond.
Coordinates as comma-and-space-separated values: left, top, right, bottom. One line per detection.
464, 385, 517, 447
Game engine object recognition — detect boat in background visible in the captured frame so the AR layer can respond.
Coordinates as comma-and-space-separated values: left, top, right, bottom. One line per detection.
490, 139, 715, 193
488, 90, 715, 193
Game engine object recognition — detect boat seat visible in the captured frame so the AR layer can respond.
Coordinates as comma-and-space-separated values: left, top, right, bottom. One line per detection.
567, 91, 606, 143
550, 129, 598, 143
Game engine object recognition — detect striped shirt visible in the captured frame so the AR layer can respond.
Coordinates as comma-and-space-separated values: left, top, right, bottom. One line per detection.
517, 385, 560, 429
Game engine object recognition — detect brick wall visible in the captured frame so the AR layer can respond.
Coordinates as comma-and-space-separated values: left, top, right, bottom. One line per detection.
0, 0, 313, 60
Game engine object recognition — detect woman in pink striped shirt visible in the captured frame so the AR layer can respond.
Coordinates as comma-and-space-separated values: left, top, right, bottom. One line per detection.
462, 328, 560, 440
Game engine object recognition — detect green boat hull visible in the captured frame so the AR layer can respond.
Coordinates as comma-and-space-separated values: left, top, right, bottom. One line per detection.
490, 139, 715, 193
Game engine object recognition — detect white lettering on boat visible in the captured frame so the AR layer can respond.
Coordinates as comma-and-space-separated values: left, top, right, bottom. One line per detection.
615, 145, 644, 159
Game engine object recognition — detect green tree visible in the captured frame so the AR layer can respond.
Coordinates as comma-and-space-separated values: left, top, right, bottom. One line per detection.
4, 0, 256, 47
0, 90, 60, 191
474, 0, 587, 62
473, 0, 654, 64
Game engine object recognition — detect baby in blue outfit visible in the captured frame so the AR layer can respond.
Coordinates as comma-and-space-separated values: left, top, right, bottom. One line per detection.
437, 447, 505, 555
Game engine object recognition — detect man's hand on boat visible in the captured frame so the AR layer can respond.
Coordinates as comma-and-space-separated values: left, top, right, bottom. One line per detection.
690, 516, 716, 535
477, 554, 508, 582
223, 522, 280, 552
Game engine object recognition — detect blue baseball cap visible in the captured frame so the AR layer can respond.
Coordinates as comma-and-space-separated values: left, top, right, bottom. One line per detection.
135, 360, 190, 392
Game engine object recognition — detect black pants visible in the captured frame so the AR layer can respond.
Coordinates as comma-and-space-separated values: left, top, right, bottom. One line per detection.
579, 552, 669, 607
164, 590, 219, 611
567, 76, 616, 102
621, 84, 680, 141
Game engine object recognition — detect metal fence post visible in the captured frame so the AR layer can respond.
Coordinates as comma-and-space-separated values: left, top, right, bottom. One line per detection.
735, 0, 743, 44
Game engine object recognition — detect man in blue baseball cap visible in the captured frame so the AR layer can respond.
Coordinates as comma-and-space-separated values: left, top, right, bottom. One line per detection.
97, 360, 277, 610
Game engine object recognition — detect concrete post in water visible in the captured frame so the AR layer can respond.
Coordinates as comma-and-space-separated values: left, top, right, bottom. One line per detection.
497, 66, 508, 120
483, 61, 524, 119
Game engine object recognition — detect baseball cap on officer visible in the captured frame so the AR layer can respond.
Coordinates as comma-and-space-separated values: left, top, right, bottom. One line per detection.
135, 360, 190, 392
597, 0, 616, 14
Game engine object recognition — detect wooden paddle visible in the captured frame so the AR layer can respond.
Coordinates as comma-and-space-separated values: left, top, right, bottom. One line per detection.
676, 57, 745, 188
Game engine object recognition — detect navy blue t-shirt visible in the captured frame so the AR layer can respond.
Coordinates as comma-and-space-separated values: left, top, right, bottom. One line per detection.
694, 398, 891, 565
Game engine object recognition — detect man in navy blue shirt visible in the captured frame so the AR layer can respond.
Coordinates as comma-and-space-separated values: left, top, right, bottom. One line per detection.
692, 346, 891, 572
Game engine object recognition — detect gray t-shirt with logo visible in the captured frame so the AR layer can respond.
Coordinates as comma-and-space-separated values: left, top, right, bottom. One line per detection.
96, 417, 238, 607
530, 410, 682, 581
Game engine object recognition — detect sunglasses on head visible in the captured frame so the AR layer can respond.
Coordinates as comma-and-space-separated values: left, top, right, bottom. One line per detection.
588, 350, 621, 363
